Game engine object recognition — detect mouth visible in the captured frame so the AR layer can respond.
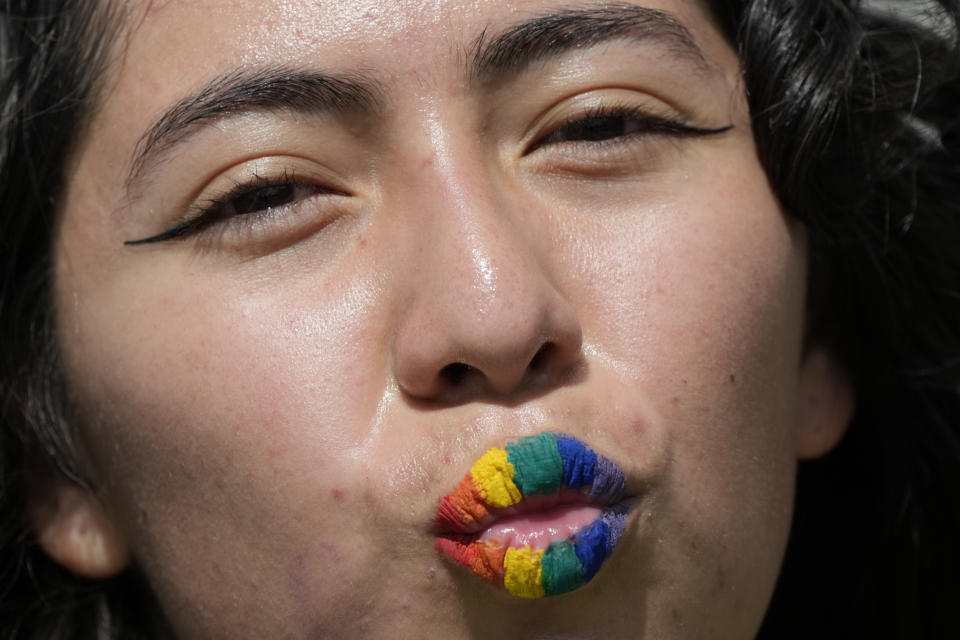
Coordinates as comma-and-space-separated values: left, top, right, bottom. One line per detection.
434, 432, 634, 598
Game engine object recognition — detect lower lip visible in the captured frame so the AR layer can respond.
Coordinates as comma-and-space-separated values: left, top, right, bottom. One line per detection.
436, 501, 632, 599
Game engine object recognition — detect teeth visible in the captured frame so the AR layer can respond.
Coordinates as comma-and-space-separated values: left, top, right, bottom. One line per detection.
434, 432, 631, 598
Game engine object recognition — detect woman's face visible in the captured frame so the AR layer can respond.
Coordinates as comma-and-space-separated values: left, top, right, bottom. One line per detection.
50, 0, 842, 637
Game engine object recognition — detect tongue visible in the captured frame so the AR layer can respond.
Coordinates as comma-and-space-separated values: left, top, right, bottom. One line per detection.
478, 504, 601, 550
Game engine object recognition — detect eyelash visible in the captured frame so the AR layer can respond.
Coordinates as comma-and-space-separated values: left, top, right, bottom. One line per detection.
526, 104, 730, 153
124, 107, 730, 245
124, 171, 336, 246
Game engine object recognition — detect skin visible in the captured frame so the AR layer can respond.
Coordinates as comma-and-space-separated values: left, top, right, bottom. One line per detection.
46, 0, 852, 637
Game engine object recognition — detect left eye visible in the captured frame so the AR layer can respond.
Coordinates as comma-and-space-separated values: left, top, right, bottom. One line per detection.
528, 107, 729, 155
539, 112, 647, 146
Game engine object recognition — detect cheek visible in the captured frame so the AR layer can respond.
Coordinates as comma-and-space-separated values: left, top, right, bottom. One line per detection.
54, 242, 415, 632
557, 164, 805, 626
57, 263, 384, 462
562, 157, 807, 429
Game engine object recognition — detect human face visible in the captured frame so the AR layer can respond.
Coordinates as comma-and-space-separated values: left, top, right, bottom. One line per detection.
54, 0, 815, 637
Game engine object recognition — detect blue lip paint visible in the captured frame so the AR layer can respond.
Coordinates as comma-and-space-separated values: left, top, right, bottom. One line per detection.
572, 518, 610, 581
589, 454, 626, 502
556, 436, 598, 488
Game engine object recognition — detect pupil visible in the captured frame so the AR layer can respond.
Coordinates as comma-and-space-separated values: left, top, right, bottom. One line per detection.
233, 183, 295, 215
570, 116, 625, 141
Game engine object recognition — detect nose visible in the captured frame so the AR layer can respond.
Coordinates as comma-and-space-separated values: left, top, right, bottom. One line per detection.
391, 165, 583, 404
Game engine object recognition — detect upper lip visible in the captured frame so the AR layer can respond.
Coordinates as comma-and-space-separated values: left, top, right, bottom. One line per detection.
433, 431, 628, 535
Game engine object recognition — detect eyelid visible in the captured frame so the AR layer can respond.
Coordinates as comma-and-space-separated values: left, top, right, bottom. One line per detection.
124, 158, 351, 246
520, 88, 722, 151
525, 103, 728, 156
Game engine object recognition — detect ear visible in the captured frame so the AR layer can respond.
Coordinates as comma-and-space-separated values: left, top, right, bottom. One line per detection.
795, 345, 857, 459
28, 475, 131, 579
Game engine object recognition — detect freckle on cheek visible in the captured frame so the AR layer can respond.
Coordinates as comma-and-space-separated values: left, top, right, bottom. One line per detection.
331, 489, 345, 502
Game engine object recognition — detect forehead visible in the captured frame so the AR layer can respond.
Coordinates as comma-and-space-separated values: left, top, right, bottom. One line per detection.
88, 0, 737, 189
114, 0, 731, 102
130, 0, 718, 59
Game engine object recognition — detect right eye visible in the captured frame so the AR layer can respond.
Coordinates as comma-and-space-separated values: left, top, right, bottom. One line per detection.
124, 174, 339, 245
226, 182, 299, 216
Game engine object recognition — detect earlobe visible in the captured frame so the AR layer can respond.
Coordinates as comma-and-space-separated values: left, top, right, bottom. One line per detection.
28, 476, 131, 579
795, 346, 857, 460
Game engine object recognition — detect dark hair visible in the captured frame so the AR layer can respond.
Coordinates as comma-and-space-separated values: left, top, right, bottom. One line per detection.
0, 1, 160, 638
1, 1, 958, 638
719, 2, 960, 637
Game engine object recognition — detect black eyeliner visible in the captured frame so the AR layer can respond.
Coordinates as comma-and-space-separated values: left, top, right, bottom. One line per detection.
124, 216, 208, 245
527, 104, 733, 154
124, 170, 296, 246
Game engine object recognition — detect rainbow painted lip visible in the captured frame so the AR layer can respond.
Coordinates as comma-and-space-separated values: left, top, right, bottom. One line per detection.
434, 432, 631, 598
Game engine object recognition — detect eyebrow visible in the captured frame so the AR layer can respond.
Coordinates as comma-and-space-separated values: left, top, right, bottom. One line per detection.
470, 3, 712, 83
125, 4, 711, 192
125, 67, 383, 191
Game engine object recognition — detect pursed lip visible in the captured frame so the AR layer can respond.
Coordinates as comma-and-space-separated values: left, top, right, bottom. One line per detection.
434, 432, 627, 534
433, 431, 635, 598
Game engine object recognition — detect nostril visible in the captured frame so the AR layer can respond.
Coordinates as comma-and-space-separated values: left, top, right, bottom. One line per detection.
528, 342, 554, 371
440, 362, 473, 386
